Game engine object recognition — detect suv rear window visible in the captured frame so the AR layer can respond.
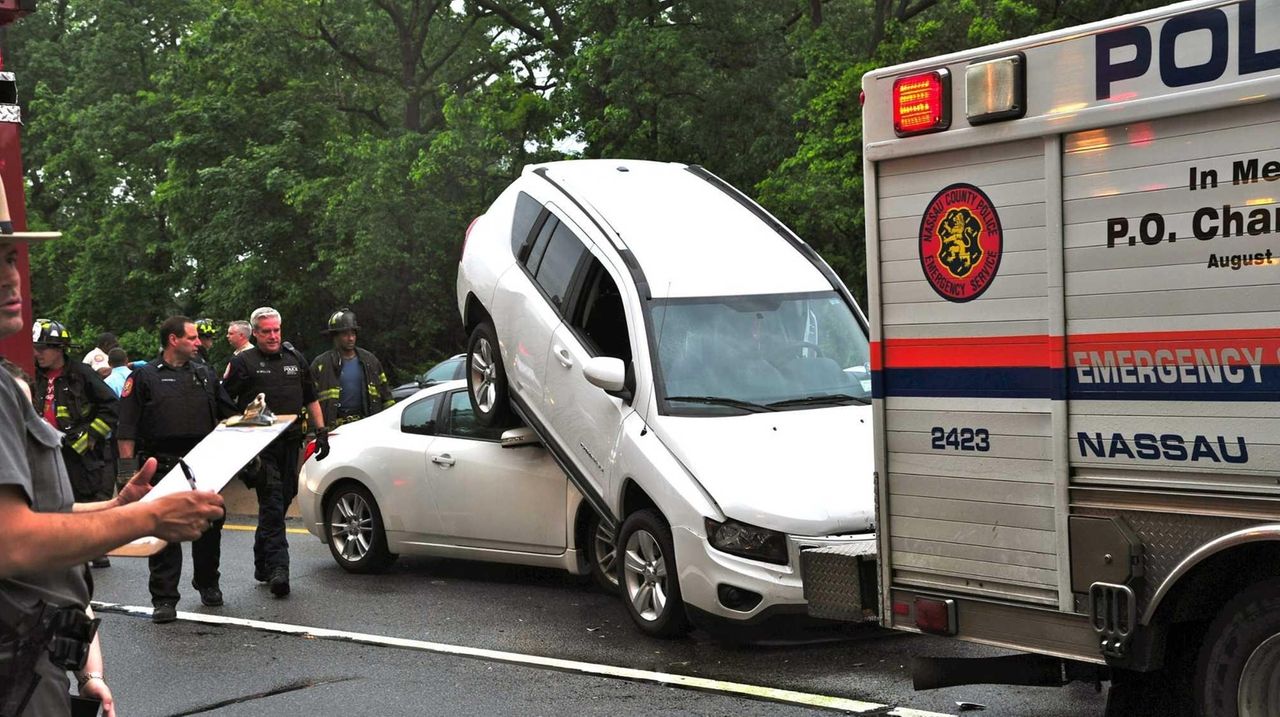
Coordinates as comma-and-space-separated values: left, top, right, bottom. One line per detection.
511, 192, 545, 257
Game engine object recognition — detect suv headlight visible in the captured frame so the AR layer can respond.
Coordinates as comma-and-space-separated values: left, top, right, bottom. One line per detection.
704, 518, 789, 565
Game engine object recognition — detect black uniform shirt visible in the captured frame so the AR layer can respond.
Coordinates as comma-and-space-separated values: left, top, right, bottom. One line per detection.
224, 345, 317, 437
116, 358, 236, 454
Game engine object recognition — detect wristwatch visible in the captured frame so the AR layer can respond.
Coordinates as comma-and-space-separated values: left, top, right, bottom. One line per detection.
76, 671, 104, 687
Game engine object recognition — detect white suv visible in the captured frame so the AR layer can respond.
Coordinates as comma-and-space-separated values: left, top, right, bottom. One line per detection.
457, 160, 875, 637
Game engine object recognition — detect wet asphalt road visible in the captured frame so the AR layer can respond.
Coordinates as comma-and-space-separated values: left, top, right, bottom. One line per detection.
84, 517, 1108, 716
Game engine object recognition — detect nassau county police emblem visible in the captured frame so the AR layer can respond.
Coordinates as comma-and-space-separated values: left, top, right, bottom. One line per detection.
918, 183, 1003, 302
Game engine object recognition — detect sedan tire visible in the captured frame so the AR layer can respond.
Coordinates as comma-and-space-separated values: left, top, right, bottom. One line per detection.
585, 511, 620, 593
325, 483, 397, 574
618, 509, 690, 638
466, 320, 512, 427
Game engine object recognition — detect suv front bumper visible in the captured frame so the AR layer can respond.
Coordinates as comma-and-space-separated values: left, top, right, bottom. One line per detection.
673, 527, 876, 622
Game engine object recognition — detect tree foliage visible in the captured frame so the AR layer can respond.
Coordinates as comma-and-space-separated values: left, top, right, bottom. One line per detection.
9, 0, 1168, 376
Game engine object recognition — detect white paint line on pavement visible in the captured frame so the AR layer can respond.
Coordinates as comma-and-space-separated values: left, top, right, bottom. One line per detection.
92, 601, 951, 717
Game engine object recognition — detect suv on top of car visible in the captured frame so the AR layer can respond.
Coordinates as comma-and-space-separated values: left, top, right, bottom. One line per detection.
456, 159, 875, 638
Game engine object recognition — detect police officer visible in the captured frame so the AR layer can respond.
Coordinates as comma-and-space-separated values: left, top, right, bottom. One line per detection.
311, 308, 394, 427
194, 317, 217, 365
32, 320, 118, 535
116, 316, 237, 623
1, 232, 225, 716
223, 306, 329, 597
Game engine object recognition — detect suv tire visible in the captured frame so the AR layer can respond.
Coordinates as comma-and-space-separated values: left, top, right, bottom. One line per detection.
618, 509, 690, 638
466, 320, 511, 427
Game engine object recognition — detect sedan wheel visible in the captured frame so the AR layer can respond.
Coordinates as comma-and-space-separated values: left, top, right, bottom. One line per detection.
326, 484, 396, 574
466, 320, 511, 427
586, 512, 619, 592
618, 509, 689, 637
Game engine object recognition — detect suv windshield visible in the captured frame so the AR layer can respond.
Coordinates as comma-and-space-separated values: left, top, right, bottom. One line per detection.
651, 291, 870, 414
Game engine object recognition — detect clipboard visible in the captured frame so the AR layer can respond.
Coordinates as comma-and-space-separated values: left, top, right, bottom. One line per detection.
108, 415, 297, 557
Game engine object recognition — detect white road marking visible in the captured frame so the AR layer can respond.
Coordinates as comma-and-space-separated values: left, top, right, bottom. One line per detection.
92, 601, 951, 716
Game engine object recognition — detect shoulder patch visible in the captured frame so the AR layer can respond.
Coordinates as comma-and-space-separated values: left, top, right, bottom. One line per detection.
122, 376, 134, 397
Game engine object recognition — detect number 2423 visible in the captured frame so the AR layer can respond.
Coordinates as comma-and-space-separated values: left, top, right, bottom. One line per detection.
930, 427, 990, 452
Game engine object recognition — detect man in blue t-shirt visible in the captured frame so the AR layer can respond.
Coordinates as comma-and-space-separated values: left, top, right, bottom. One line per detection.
310, 308, 394, 427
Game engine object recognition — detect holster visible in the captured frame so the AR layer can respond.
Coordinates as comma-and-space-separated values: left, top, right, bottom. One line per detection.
0, 602, 99, 717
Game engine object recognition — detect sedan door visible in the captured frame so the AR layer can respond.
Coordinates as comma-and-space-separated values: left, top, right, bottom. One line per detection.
375, 393, 446, 544
425, 390, 568, 553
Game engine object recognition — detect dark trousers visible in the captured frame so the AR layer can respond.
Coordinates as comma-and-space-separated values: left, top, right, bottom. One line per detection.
149, 516, 224, 605
253, 436, 301, 574
63, 448, 111, 503
146, 454, 224, 604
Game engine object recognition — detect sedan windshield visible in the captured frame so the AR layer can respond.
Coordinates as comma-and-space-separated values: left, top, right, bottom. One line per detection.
651, 291, 870, 414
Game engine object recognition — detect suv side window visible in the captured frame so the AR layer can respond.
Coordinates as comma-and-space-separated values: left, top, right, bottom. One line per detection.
570, 260, 632, 362
531, 220, 589, 310
401, 394, 441, 435
442, 390, 519, 441
511, 192, 546, 257
523, 216, 557, 277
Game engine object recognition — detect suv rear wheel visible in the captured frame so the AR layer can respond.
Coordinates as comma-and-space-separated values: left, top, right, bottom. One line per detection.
466, 320, 511, 427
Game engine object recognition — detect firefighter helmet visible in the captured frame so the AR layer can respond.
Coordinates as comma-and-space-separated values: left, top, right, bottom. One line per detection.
323, 308, 359, 335
194, 318, 218, 338
32, 318, 72, 349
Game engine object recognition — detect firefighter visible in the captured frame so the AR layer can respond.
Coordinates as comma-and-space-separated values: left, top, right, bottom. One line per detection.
115, 316, 238, 623
194, 317, 217, 365
311, 308, 394, 427
223, 306, 328, 597
32, 319, 119, 568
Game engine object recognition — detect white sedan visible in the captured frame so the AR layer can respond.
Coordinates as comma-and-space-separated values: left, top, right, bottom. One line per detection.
299, 380, 616, 585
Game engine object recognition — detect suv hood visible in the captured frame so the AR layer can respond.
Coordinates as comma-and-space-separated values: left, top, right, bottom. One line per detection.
651, 404, 874, 536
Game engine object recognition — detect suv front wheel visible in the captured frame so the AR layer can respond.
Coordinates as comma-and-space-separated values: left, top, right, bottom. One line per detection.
466, 320, 511, 427
618, 509, 690, 638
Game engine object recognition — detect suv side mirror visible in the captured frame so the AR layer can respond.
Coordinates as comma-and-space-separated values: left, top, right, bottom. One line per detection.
584, 356, 631, 401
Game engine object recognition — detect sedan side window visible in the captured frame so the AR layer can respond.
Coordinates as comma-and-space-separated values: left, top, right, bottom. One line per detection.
442, 391, 517, 441
400, 395, 441, 435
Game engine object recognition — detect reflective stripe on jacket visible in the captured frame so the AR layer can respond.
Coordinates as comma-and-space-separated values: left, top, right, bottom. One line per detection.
33, 359, 119, 457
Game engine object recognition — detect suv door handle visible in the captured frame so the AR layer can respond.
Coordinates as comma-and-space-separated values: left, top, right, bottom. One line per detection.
431, 454, 455, 467
554, 346, 573, 368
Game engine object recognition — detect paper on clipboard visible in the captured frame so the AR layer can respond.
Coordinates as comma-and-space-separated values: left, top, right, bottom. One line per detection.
108, 415, 297, 557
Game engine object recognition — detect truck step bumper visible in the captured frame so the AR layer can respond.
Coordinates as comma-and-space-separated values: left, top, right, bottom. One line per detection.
800, 543, 878, 621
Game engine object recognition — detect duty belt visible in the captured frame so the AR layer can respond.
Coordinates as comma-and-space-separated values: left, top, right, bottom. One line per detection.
0, 601, 99, 717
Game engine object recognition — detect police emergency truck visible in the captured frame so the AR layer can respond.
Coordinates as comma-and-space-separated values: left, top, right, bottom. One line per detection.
799, 0, 1280, 713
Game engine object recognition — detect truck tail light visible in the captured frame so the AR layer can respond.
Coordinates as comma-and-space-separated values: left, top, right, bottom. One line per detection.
914, 597, 957, 635
893, 69, 950, 136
